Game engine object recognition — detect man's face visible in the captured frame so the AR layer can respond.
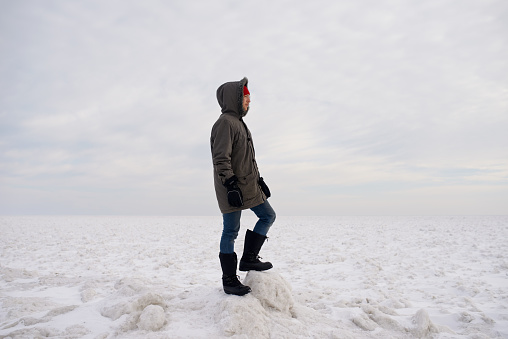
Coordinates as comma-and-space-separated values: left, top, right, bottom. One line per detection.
242, 95, 250, 112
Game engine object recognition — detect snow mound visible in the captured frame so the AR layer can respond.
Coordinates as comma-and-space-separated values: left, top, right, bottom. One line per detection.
352, 313, 378, 331
361, 304, 406, 332
2, 296, 59, 320
0, 324, 90, 338
138, 304, 166, 331
352, 304, 455, 337
217, 294, 270, 338
216, 271, 360, 338
216, 270, 293, 338
80, 288, 97, 303
243, 270, 294, 315
100, 277, 168, 334
101, 291, 166, 321
411, 309, 450, 337
413, 309, 434, 332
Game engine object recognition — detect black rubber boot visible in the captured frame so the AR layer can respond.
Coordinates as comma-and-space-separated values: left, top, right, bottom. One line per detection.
239, 230, 273, 272
219, 252, 251, 296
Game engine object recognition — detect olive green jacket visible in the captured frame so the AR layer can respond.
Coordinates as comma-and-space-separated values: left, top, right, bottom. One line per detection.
210, 77, 266, 213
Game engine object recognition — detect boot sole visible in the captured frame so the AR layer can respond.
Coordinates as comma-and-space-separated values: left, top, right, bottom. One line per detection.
224, 287, 251, 296
239, 262, 273, 272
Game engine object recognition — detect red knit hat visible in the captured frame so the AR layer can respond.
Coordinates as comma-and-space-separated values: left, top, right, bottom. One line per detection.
243, 86, 250, 96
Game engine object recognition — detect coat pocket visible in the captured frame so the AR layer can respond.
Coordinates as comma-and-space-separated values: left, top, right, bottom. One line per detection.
236, 171, 259, 204
237, 171, 254, 186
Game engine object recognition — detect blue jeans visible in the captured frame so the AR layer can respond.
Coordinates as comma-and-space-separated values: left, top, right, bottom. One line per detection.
220, 200, 276, 254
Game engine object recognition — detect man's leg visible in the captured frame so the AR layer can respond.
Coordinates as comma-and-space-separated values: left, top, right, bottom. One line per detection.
220, 210, 242, 253
251, 200, 276, 236
219, 210, 251, 295
239, 201, 276, 271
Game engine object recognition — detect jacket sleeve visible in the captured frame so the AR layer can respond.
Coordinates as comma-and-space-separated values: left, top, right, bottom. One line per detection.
211, 118, 235, 184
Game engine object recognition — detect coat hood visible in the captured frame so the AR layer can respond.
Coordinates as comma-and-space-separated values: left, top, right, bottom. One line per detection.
216, 77, 249, 118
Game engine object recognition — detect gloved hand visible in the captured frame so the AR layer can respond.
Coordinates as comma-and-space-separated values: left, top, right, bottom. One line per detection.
259, 177, 271, 198
224, 176, 244, 207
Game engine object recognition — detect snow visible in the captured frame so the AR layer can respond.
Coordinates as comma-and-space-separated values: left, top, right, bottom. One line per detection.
137, 305, 165, 331
0, 215, 507, 338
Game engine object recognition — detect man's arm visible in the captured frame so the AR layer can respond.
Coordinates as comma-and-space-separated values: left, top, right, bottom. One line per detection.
211, 119, 235, 184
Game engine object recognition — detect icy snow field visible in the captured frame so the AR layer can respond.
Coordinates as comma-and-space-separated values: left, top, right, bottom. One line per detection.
0, 216, 507, 338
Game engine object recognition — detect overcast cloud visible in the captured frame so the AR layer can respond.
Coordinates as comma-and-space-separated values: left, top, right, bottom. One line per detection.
1, 0, 507, 215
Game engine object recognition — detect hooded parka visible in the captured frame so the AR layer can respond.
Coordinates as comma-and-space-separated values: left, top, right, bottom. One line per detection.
211, 77, 266, 213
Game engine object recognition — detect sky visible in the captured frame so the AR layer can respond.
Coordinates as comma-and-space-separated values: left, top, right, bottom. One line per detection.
1, 0, 507, 216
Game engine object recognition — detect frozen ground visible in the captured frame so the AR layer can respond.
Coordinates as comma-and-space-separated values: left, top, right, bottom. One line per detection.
0, 215, 507, 338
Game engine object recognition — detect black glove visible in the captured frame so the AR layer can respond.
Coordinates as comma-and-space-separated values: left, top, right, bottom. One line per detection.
224, 176, 244, 207
259, 177, 271, 198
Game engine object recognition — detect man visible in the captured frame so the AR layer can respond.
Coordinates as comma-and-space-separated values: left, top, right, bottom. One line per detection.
210, 77, 276, 296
